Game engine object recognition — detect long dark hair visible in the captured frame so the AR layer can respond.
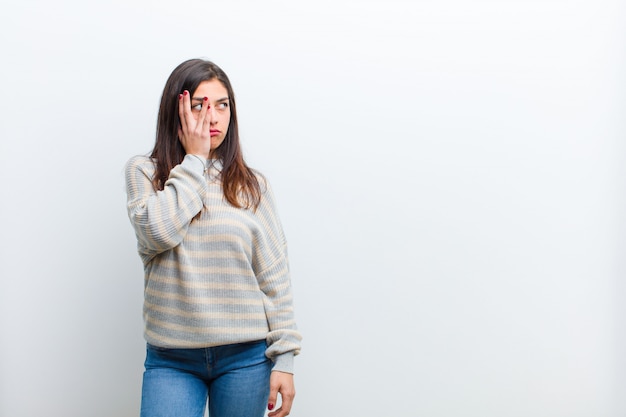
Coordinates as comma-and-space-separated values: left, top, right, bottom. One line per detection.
150, 58, 261, 210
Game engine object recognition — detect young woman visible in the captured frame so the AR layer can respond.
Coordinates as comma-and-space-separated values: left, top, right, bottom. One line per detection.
124, 58, 301, 417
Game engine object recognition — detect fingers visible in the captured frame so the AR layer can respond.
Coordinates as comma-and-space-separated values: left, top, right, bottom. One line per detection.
178, 90, 209, 134
198, 96, 211, 135
178, 92, 188, 139
267, 381, 278, 414
267, 372, 295, 417
268, 394, 294, 417
178, 90, 211, 157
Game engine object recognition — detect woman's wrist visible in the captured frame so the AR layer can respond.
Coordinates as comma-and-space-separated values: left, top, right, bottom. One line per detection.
186, 154, 208, 173
271, 352, 295, 374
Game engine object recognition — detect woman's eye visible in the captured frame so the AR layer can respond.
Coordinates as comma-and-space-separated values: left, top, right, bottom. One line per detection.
192, 104, 202, 111
217, 102, 229, 109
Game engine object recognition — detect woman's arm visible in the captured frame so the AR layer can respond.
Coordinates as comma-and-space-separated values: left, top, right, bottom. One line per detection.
124, 155, 208, 260
253, 181, 302, 372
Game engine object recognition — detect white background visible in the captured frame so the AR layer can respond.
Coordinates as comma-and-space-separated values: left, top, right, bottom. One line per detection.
0, 0, 624, 416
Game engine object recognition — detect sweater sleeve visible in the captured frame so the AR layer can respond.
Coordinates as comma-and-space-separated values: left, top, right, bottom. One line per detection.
124, 155, 209, 261
254, 181, 302, 373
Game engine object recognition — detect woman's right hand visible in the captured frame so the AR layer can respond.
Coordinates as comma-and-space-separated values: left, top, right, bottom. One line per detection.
178, 90, 212, 159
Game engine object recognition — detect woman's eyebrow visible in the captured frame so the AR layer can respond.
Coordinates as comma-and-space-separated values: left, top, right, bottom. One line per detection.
191, 96, 230, 102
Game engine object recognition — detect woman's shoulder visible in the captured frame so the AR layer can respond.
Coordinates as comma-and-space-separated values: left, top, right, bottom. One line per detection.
250, 168, 272, 195
125, 154, 156, 173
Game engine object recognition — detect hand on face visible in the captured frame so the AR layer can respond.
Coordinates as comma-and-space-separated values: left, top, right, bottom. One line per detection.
178, 79, 230, 160
178, 90, 212, 159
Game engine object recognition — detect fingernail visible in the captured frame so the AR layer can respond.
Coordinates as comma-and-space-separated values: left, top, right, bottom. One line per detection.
203, 97, 208, 101
268, 403, 274, 410
183, 90, 188, 96
178, 94, 183, 100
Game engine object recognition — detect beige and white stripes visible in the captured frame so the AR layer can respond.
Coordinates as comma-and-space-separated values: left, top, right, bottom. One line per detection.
124, 154, 301, 373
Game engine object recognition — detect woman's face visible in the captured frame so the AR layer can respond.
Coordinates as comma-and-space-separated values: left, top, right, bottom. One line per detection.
190, 79, 231, 157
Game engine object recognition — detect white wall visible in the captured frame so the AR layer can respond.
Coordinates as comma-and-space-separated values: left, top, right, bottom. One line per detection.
1, 1, 624, 416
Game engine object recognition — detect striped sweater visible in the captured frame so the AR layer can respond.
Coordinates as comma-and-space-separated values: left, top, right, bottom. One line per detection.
124, 154, 301, 373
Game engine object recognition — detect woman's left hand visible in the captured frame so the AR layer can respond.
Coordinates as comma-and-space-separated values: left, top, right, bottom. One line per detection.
268, 371, 296, 417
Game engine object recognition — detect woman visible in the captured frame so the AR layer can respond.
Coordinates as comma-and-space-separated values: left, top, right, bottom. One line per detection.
124, 58, 301, 417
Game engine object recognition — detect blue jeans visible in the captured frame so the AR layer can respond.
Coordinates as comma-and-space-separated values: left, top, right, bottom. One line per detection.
140, 340, 272, 417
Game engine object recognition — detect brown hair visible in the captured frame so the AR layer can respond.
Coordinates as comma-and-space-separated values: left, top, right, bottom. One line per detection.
150, 58, 261, 209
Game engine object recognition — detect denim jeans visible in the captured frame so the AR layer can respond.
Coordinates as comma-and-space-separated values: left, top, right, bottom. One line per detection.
140, 340, 272, 417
